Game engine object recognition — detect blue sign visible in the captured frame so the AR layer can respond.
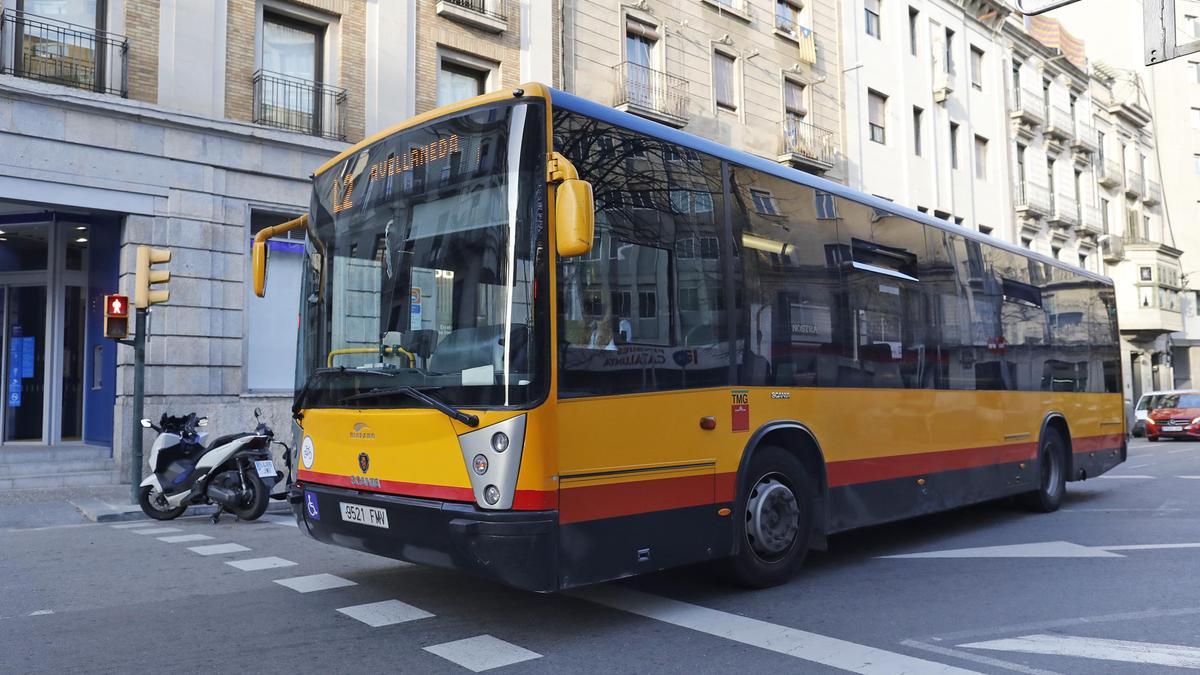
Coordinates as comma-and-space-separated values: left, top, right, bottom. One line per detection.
304, 491, 321, 521
7, 378, 20, 407
18, 338, 34, 378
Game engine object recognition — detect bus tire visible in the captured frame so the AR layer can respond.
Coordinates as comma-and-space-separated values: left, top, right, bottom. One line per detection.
724, 445, 815, 588
1020, 429, 1067, 513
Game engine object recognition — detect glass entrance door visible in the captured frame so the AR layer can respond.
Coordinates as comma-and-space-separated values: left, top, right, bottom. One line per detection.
3, 285, 49, 443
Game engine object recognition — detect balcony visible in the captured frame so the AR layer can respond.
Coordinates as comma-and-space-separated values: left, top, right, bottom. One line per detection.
252, 70, 347, 141
1124, 170, 1143, 198
1143, 179, 1162, 206
1070, 121, 1097, 156
1044, 105, 1074, 143
435, 0, 507, 33
1096, 158, 1122, 188
1076, 203, 1104, 236
612, 62, 689, 128
1009, 85, 1045, 137
1048, 194, 1080, 229
0, 8, 127, 97
1101, 233, 1124, 262
778, 119, 835, 174
1013, 181, 1051, 219
700, 0, 751, 22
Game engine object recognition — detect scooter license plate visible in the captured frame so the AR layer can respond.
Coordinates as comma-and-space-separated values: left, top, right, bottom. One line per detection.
339, 502, 389, 529
254, 460, 277, 478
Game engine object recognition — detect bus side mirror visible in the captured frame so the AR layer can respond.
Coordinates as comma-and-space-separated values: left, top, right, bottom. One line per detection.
252, 239, 268, 297
555, 179, 595, 258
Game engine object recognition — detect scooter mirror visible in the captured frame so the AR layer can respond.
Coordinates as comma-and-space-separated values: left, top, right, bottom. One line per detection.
140, 419, 152, 428
197, 417, 208, 427
254, 407, 262, 419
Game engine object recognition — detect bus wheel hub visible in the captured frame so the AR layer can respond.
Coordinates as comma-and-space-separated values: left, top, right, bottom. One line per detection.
746, 476, 799, 558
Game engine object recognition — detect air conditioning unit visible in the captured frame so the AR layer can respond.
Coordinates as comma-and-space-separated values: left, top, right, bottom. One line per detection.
933, 70, 954, 103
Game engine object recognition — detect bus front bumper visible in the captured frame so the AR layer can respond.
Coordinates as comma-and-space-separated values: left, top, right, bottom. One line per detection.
289, 482, 558, 592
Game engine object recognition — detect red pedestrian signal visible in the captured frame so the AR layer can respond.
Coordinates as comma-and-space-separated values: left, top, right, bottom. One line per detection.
104, 294, 129, 339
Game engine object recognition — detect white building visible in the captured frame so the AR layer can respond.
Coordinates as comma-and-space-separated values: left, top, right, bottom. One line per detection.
840, 0, 1012, 233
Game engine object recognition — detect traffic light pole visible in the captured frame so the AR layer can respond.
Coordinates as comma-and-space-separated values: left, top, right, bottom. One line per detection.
129, 308, 147, 505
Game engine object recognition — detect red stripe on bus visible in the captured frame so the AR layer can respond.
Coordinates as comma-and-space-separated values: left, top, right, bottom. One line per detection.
296, 469, 557, 510
826, 442, 1038, 487
1071, 433, 1124, 453
559, 473, 733, 525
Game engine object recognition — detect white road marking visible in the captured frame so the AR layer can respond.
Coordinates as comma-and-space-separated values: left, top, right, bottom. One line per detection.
960, 634, 1200, 669
262, 515, 297, 527
110, 522, 157, 529
188, 543, 250, 556
336, 600, 433, 627
424, 635, 542, 672
274, 573, 357, 593
132, 527, 181, 535
226, 556, 297, 571
27, 610, 53, 616
1126, 463, 1152, 469
157, 534, 213, 543
1097, 543, 1200, 551
1168, 448, 1194, 454
1179, 475, 1200, 479
572, 586, 980, 674
1097, 474, 1155, 479
900, 640, 1061, 675
927, 606, 1200, 643
880, 541, 1122, 559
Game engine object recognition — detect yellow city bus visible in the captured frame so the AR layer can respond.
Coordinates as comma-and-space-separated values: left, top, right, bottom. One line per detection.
253, 83, 1126, 591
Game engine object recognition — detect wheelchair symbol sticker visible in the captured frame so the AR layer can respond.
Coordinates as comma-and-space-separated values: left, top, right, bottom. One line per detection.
304, 491, 320, 521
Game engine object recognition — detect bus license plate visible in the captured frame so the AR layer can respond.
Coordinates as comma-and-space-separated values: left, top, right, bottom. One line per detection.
339, 502, 389, 529
1161, 425, 1183, 432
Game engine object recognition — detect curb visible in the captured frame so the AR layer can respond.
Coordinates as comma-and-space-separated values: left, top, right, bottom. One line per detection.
71, 497, 292, 523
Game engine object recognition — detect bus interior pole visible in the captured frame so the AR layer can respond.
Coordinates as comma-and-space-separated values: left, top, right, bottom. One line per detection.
130, 308, 146, 505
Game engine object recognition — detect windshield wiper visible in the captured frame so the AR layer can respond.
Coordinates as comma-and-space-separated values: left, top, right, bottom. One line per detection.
293, 367, 395, 420
339, 386, 479, 427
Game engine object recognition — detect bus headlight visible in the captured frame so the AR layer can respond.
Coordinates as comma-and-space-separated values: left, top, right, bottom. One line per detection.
456, 415, 527, 510
491, 432, 509, 453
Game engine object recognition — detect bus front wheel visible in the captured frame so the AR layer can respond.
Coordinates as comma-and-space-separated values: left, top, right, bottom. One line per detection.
724, 445, 815, 588
1020, 429, 1067, 513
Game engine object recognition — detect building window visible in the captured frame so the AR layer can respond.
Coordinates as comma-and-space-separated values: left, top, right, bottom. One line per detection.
1144, 215, 1151, 240
1097, 130, 1106, 164
979, 224, 993, 235
912, 106, 923, 156
1192, 108, 1200, 129
438, 59, 488, 106
1140, 266, 1153, 282
750, 189, 781, 216
258, 11, 329, 135
868, 90, 887, 143
1187, 15, 1200, 38
784, 79, 807, 124
970, 45, 984, 89
1042, 78, 1052, 120
1047, 158, 1056, 210
1011, 59, 1022, 99
949, 121, 959, 169
1021, 236, 1033, 249
776, 0, 800, 33
944, 28, 955, 73
1051, 245, 1062, 261
1016, 143, 1027, 187
1194, 153, 1200, 175
865, 0, 881, 39
908, 7, 919, 55
973, 135, 987, 179
1100, 197, 1110, 233
1192, 61, 1200, 83
713, 50, 737, 111
1078, 252, 1088, 270
246, 210, 304, 391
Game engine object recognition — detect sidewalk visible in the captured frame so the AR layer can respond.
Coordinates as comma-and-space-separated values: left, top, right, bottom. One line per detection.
0, 483, 290, 529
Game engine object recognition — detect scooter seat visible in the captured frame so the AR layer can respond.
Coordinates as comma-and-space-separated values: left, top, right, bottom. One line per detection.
206, 432, 256, 451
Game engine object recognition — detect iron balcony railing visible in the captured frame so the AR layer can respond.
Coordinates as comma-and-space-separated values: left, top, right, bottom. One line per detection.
1124, 169, 1144, 197
1009, 84, 1046, 126
612, 62, 689, 124
1014, 181, 1051, 215
253, 69, 347, 141
0, 8, 127, 96
781, 118, 836, 167
442, 0, 507, 22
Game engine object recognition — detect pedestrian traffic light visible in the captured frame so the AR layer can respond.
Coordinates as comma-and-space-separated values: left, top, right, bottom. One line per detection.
103, 294, 129, 339
134, 246, 171, 309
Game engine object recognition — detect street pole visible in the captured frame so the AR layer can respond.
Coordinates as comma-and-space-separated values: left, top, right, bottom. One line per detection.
130, 308, 146, 505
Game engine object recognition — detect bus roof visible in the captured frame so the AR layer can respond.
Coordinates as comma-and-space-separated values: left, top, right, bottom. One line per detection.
548, 87, 1113, 286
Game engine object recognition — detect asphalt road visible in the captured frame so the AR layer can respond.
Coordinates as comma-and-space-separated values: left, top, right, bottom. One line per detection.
4, 438, 1200, 674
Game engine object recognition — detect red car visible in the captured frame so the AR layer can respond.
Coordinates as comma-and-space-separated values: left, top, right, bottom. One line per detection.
1146, 391, 1200, 441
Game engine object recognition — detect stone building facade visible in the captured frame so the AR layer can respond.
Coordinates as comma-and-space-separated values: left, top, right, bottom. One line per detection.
558, 0, 843, 179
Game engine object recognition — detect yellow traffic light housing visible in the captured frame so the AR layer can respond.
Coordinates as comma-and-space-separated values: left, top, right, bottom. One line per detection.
134, 246, 171, 309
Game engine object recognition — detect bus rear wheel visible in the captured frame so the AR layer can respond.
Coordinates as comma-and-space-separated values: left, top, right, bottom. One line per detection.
1020, 429, 1067, 513
724, 445, 814, 588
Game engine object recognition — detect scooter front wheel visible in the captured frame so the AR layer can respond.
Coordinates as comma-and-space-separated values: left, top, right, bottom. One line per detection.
139, 485, 188, 520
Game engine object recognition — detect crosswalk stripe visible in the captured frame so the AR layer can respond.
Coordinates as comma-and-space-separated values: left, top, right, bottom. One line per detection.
572, 586, 980, 674
110, 522, 158, 529
336, 600, 433, 627
132, 527, 181, 535
262, 515, 298, 527
226, 557, 297, 571
960, 634, 1200, 668
157, 534, 213, 543
424, 635, 542, 672
1097, 475, 1154, 479
187, 543, 250, 556
274, 573, 357, 593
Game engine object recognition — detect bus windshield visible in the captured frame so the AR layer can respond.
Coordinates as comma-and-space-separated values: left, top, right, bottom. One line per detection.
298, 101, 547, 409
